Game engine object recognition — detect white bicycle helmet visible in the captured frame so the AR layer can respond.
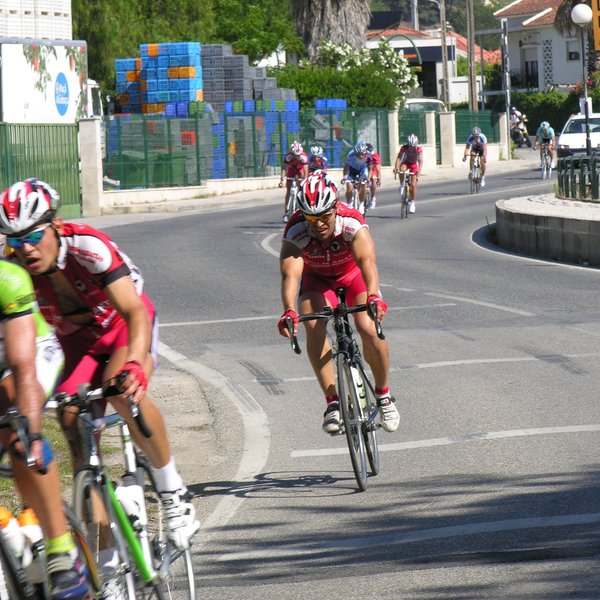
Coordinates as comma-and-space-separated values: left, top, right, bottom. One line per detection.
297, 172, 338, 215
407, 134, 419, 147
290, 141, 303, 156
540, 121, 550, 129
354, 140, 367, 154
310, 145, 323, 157
0, 178, 59, 235
472, 127, 481, 137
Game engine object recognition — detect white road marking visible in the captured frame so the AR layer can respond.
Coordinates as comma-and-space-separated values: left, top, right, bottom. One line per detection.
290, 424, 600, 457
261, 232, 280, 258
424, 292, 536, 316
157, 342, 270, 536
217, 512, 600, 561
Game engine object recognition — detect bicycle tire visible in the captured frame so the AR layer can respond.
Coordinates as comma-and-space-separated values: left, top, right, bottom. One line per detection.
0, 534, 38, 600
363, 188, 370, 219
136, 455, 196, 599
72, 468, 137, 600
354, 363, 380, 476
337, 357, 368, 491
286, 186, 297, 220
400, 180, 409, 219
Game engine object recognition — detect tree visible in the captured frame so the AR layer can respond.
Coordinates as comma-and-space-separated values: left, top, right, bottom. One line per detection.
212, 0, 304, 63
289, 0, 372, 58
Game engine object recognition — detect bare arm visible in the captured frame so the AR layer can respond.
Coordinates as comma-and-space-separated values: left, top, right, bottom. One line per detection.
279, 241, 304, 336
351, 228, 385, 320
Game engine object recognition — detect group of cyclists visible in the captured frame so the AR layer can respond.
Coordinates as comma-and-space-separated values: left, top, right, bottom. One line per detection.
0, 178, 199, 599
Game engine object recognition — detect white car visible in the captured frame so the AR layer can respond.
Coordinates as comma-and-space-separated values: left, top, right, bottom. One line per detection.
557, 113, 600, 158
403, 98, 445, 113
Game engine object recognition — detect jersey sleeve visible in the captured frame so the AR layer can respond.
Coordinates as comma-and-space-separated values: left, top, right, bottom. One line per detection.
0, 261, 36, 320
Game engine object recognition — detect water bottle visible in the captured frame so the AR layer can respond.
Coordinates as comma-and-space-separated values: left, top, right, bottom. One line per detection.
115, 474, 145, 530
0, 506, 25, 560
17, 508, 44, 584
351, 367, 367, 409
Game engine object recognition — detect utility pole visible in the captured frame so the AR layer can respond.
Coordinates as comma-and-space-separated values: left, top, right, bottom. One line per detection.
501, 18, 512, 159
466, 0, 477, 111
411, 0, 419, 31
440, 0, 449, 110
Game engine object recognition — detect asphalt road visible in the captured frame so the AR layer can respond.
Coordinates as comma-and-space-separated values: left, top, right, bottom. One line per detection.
100, 160, 600, 599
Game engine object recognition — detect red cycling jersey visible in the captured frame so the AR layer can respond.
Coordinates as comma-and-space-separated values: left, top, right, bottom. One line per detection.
399, 144, 423, 164
30, 222, 149, 340
367, 152, 381, 167
283, 152, 309, 178
282, 202, 367, 277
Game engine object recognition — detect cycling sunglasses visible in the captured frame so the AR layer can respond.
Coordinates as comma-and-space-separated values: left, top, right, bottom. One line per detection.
303, 209, 336, 223
6, 224, 51, 249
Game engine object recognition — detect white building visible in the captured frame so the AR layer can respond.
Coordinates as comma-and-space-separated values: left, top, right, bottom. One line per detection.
0, 0, 72, 39
494, 0, 582, 91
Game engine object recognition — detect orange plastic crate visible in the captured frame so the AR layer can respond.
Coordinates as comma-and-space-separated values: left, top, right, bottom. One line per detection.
118, 93, 129, 105
141, 80, 147, 92
181, 131, 196, 145
148, 44, 159, 57
126, 70, 137, 82
195, 89, 203, 101
178, 66, 196, 78
136, 58, 142, 70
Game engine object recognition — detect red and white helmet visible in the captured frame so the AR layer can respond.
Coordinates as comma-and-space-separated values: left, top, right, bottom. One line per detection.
0, 178, 60, 235
297, 172, 338, 215
290, 140, 303, 156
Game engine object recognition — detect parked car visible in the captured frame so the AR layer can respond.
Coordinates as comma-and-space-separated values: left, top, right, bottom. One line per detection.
557, 113, 600, 158
403, 98, 445, 113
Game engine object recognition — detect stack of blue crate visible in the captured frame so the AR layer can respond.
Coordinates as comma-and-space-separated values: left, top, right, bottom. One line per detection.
315, 98, 347, 119
115, 58, 141, 113
211, 115, 226, 178
285, 100, 300, 134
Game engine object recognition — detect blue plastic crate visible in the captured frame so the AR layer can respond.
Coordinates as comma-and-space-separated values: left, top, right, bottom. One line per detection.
181, 90, 196, 101
141, 68, 157, 80
157, 79, 169, 91
145, 79, 157, 92
157, 55, 169, 68
179, 78, 196, 91
243, 100, 256, 112
285, 100, 299, 112
169, 79, 179, 91
157, 91, 169, 103
126, 81, 140, 93
169, 55, 180, 68
183, 42, 201, 55
141, 57, 157, 69
176, 102, 188, 117
128, 93, 140, 105
140, 44, 149, 57
157, 68, 168, 80
158, 43, 172, 55
116, 72, 126, 84
169, 91, 179, 102
116, 82, 127, 94
165, 103, 177, 117
224, 101, 233, 113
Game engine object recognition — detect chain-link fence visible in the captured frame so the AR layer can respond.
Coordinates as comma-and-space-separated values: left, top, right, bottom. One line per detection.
455, 109, 501, 144
0, 123, 81, 218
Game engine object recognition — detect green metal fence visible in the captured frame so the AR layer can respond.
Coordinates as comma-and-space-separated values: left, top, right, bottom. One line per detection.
557, 156, 600, 200
0, 123, 81, 218
398, 111, 427, 146
454, 109, 501, 144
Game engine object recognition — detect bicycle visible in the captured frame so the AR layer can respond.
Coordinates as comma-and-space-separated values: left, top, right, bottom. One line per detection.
468, 153, 482, 194
54, 381, 196, 599
345, 176, 368, 216
395, 170, 414, 219
286, 288, 384, 492
540, 143, 552, 180
285, 177, 301, 222
0, 408, 101, 600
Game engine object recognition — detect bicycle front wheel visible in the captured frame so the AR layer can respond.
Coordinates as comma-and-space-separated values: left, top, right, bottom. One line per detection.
136, 455, 196, 599
337, 358, 368, 491
72, 468, 137, 600
357, 367, 380, 476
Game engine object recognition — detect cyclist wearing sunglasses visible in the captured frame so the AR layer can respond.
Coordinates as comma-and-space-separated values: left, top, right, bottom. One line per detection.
0, 178, 199, 557
277, 171, 400, 435
0, 258, 91, 599
341, 140, 370, 214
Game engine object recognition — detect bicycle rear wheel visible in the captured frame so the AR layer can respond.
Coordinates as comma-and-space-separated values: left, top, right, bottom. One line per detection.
136, 455, 196, 599
363, 188, 370, 218
400, 184, 409, 219
337, 358, 368, 491
0, 536, 38, 600
73, 468, 137, 599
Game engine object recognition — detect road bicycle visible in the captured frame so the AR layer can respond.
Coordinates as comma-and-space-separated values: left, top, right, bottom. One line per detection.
345, 176, 369, 216
468, 153, 482, 194
286, 288, 384, 492
540, 143, 553, 180
285, 176, 301, 222
0, 408, 101, 600
395, 170, 415, 219
54, 381, 196, 599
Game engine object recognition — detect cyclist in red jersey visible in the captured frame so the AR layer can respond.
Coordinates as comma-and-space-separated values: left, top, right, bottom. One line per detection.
366, 143, 381, 209
394, 134, 423, 214
277, 172, 400, 435
0, 179, 200, 558
279, 140, 309, 223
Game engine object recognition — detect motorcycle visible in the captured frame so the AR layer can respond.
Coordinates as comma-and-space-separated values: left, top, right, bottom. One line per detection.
511, 114, 532, 148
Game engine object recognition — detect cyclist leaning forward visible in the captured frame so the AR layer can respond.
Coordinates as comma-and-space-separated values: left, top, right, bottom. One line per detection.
279, 141, 309, 223
277, 171, 400, 435
533, 120, 556, 169
394, 134, 423, 214
463, 127, 488, 187
342, 140, 370, 215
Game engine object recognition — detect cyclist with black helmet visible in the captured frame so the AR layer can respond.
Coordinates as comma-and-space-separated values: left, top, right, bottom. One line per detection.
463, 127, 488, 187
308, 145, 329, 173
394, 134, 423, 213
533, 121, 556, 169
277, 172, 400, 436
279, 141, 309, 223
341, 140, 370, 214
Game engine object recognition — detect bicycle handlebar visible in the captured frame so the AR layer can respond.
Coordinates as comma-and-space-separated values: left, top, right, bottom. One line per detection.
285, 300, 385, 355
53, 372, 153, 438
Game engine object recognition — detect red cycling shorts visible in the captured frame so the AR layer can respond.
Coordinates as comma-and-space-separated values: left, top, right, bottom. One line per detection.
300, 266, 366, 307
57, 293, 158, 396
401, 161, 419, 175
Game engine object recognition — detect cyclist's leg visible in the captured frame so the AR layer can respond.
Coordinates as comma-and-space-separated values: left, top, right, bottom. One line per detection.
284, 178, 292, 216
480, 151, 486, 177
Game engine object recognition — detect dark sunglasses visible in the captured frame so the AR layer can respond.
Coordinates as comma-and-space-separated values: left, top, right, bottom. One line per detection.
6, 225, 50, 249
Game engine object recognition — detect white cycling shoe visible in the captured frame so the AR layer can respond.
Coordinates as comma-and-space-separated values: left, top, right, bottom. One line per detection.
161, 487, 200, 550
377, 396, 400, 432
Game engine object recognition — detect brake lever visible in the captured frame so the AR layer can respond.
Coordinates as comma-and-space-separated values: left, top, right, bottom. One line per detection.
368, 301, 385, 340
286, 316, 301, 355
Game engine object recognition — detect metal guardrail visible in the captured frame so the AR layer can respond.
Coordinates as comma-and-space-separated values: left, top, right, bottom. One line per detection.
557, 156, 600, 201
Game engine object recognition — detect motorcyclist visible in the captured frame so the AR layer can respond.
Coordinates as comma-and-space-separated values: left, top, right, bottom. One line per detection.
509, 107, 530, 147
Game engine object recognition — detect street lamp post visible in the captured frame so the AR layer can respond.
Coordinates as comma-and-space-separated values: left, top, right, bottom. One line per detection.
426, 0, 450, 110
571, 3, 593, 156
